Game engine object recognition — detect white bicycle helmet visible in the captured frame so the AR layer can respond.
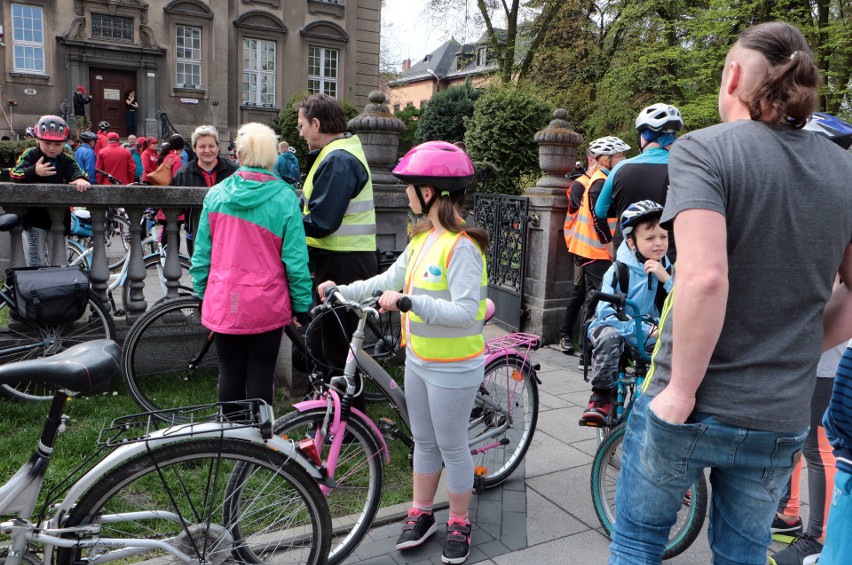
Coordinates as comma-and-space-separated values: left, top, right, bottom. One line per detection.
589, 136, 630, 157
635, 103, 683, 133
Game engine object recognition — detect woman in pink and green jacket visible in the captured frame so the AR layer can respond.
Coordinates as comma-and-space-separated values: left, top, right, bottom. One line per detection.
190, 122, 312, 412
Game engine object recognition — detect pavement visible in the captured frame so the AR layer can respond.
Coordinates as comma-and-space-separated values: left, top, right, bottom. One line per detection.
344, 329, 812, 564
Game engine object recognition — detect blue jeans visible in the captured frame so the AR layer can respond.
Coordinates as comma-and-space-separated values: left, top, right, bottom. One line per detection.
609, 393, 807, 565
821, 469, 852, 564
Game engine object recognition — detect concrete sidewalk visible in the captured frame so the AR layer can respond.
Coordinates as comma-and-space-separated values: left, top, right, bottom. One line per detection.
347, 340, 807, 564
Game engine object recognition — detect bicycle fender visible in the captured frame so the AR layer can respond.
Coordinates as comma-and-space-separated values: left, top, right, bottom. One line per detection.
293, 400, 391, 464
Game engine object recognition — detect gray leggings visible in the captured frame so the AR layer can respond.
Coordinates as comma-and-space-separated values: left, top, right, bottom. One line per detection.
23, 228, 48, 267
405, 367, 479, 494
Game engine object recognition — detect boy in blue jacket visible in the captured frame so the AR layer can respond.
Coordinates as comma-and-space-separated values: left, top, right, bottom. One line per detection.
581, 200, 673, 424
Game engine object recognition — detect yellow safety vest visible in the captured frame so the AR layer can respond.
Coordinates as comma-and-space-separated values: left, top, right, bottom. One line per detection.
563, 173, 592, 249
302, 135, 376, 252
402, 230, 488, 362
567, 168, 616, 260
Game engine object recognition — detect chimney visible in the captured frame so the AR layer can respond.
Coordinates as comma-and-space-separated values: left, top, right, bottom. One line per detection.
402, 58, 411, 72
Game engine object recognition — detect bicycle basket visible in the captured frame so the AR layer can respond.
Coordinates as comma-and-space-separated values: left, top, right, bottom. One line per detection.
6, 265, 90, 326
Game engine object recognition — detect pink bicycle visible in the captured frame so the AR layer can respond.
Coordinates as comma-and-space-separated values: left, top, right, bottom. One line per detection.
276, 288, 541, 564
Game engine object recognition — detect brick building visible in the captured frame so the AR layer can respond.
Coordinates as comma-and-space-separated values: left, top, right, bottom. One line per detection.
0, 0, 380, 142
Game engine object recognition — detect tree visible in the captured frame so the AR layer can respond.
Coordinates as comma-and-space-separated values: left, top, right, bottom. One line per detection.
415, 83, 481, 144
464, 83, 552, 195
395, 105, 421, 157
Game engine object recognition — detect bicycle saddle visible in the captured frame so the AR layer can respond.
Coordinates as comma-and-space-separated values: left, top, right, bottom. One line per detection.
0, 213, 20, 232
0, 340, 120, 396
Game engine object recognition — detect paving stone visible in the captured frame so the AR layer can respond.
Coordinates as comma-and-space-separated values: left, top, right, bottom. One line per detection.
525, 432, 593, 477
491, 529, 611, 564
526, 488, 589, 545
502, 488, 526, 513
474, 500, 503, 524
536, 389, 572, 410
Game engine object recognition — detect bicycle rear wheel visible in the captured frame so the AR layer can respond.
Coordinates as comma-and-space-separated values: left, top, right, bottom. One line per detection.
0, 292, 115, 401
105, 214, 131, 271
274, 407, 384, 565
122, 296, 219, 418
590, 423, 707, 559
57, 438, 330, 565
121, 252, 192, 309
469, 354, 539, 488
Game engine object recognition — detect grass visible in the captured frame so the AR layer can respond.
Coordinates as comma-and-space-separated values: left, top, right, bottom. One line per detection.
0, 361, 414, 523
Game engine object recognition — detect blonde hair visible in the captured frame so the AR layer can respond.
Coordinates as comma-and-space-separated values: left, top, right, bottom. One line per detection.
235, 122, 278, 169
191, 125, 219, 149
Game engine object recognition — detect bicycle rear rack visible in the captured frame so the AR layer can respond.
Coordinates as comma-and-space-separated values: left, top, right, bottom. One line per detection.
97, 399, 274, 447
484, 332, 541, 354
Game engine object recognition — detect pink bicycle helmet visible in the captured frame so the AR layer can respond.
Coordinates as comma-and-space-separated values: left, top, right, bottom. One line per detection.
35, 115, 70, 142
392, 141, 475, 191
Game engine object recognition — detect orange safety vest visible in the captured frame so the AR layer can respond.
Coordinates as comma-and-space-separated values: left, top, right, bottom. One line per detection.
567, 169, 616, 261
563, 174, 592, 249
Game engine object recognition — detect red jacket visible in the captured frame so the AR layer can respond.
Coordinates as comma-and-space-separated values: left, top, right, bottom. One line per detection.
141, 147, 159, 181
96, 142, 136, 185
95, 131, 109, 154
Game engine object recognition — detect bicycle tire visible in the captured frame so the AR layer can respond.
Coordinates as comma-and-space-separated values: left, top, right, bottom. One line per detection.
105, 215, 131, 271
56, 438, 331, 565
122, 296, 219, 418
0, 292, 115, 401
470, 354, 539, 487
120, 252, 192, 309
273, 407, 384, 565
65, 239, 90, 270
590, 423, 708, 559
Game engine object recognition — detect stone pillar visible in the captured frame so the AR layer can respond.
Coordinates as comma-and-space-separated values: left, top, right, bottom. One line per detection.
521, 109, 583, 343
348, 90, 409, 253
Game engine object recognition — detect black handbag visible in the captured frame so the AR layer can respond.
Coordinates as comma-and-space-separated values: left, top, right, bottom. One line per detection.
6, 266, 91, 326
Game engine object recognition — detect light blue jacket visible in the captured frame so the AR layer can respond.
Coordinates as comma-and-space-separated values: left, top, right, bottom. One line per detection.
587, 240, 674, 348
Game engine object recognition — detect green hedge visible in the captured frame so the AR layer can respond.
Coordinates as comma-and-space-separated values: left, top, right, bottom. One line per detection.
414, 83, 480, 145
0, 140, 37, 170
464, 84, 552, 195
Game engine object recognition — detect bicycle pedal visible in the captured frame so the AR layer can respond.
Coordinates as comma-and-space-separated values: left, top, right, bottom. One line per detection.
377, 417, 399, 437
473, 469, 486, 494
578, 419, 602, 428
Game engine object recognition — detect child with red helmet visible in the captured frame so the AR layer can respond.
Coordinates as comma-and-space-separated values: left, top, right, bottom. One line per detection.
318, 141, 488, 564
10, 115, 90, 266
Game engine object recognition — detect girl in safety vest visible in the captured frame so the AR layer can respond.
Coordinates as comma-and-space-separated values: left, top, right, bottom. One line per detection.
318, 141, 488, 564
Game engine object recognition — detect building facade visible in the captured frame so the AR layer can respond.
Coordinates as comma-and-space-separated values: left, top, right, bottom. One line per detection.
0, 0, 380, 143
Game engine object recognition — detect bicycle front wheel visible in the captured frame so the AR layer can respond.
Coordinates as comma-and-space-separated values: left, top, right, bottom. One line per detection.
105, 214, 131, 271
57, 438, 331, 565
0, 292, 115, 401
274, 407, 384, 565
470, 354, 539, 487
590, 423, 708, 559
122, 296, 219, 418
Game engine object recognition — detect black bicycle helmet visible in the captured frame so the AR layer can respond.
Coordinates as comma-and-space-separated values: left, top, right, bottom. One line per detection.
80, 131, 98, 143
621, 200, 664, 238
98, 120, 110, 131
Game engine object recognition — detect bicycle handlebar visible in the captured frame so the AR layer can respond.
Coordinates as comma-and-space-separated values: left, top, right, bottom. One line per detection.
317, 286, 411, 315
96, 169, 121, 185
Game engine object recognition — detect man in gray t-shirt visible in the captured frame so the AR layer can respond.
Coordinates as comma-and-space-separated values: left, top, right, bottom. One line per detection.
609, 21, 852, 565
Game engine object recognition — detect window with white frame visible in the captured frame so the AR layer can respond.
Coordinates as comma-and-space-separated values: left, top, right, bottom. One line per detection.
11, 4, 45, 74
307, 46, 339, 98
242, 38, 276, 106
176, 25, 202, 88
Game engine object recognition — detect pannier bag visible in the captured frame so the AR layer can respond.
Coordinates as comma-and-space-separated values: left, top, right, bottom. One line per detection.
6, 266, 91, 326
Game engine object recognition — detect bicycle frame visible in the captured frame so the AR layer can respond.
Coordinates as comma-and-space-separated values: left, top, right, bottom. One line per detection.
0, 391, 327, 565
296, 294, 539, 493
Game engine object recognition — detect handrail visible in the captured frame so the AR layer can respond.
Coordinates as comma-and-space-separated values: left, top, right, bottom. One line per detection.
157, 109, 178, 140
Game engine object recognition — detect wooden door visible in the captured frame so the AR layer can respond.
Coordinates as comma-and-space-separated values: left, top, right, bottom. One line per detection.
89, 69, 136, 137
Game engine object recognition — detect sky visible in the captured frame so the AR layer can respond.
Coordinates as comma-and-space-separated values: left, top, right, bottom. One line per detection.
381, 0, 487, 72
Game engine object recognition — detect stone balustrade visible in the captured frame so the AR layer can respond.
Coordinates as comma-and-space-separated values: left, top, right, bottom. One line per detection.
1, 183, 205, 324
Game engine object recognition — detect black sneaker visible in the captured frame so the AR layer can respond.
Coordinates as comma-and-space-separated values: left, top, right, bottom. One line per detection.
768, 533, 822, 565
441, 518, 471, 564
559, 336, 575, 355
396, 509, 437, 550
771, 514, 803, 544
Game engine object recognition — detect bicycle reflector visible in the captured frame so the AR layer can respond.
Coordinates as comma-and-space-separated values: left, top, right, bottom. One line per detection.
298, 437, 323, 467
512, 369, 524, 382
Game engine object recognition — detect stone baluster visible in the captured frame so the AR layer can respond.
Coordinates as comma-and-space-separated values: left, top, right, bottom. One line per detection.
87, 207, 110, 303
47, 207, 67, 267
123, 207, 148, 322
521, 109, 583, 343
161, 208, 183, 300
